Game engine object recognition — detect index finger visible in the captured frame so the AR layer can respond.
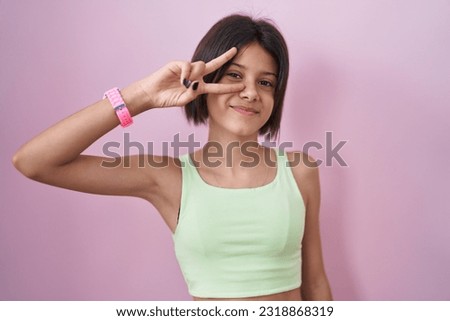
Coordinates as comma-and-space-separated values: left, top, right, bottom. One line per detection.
204, 47, 238, 75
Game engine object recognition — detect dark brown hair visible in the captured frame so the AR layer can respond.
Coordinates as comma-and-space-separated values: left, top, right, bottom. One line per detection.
184, 14, 289, 138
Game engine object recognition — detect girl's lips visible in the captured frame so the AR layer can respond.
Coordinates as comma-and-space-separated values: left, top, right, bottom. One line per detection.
231, 106, 259, 116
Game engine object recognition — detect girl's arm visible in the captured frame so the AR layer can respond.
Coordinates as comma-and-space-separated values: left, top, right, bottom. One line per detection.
289, 151, 333, 301
13, 81, 159, 199
13, 48, 244, 201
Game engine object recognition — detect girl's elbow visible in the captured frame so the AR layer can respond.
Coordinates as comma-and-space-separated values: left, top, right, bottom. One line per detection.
12, 149, 41, 180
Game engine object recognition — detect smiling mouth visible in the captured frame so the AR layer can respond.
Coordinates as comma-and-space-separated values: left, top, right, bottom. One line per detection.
231, 106, 259, 115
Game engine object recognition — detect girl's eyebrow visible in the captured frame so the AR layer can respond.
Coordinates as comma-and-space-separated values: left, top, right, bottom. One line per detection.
230, 62, 278, 78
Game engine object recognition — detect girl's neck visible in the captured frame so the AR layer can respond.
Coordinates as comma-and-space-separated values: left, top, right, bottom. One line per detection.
200, 130, 265, 170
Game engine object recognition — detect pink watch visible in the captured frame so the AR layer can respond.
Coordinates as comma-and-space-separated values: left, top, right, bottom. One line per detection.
103, 87, 133, 127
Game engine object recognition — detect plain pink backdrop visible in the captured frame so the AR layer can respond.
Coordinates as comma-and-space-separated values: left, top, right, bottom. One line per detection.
1, 0, 449, 300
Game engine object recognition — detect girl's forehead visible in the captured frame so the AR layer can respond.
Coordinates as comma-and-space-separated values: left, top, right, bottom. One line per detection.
233, 43, 277, 73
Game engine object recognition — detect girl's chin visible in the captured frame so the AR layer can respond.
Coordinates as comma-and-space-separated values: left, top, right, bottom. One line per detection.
207, 113, 266, 138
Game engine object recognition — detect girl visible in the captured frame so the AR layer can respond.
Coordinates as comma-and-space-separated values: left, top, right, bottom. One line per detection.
13, 14, 332, 301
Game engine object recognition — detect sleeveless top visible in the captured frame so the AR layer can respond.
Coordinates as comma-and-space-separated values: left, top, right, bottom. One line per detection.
172, 148, 306, 298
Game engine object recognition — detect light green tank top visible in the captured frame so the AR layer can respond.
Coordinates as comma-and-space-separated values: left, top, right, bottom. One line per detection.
173, 148, 306, 298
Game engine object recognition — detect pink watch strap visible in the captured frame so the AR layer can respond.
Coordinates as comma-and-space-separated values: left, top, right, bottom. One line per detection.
103, 87, 133, 127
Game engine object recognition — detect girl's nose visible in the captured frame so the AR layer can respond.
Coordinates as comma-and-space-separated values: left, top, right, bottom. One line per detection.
239, 82, 259, 102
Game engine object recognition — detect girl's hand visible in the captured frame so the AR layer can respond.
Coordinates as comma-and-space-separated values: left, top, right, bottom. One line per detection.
136, 47, 244, 109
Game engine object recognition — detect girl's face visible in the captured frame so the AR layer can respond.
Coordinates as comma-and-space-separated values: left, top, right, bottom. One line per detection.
206, 42, 278, 139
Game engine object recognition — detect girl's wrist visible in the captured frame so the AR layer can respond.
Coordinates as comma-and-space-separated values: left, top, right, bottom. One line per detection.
121, 81, 155, 115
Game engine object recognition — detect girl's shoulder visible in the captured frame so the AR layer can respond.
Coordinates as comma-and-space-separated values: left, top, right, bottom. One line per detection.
284, 150, 319, 171
284, 150, 320, 206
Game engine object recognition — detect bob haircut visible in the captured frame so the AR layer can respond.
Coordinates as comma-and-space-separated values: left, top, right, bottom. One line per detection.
184, 14, 289, 138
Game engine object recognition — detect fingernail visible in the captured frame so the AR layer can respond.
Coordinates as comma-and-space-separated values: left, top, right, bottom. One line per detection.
183, 78, 192, 88
192, 81, 199, 91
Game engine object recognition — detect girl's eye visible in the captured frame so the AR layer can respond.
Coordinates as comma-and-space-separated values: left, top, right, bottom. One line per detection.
259, 80, 273, 87
226, 72, 241, 79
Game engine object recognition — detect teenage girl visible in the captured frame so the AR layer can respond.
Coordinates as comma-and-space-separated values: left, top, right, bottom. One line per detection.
13, 14, 332, 301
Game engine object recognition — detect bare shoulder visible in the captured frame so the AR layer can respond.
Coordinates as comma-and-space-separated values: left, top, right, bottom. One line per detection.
285, 151, 320, 207
285, 151, 320, 180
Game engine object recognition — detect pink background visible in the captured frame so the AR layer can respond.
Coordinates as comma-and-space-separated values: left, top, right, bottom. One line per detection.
1, 0, 449, 300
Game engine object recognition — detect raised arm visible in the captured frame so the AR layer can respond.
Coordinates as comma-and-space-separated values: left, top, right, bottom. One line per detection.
12, 48, 244, 200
